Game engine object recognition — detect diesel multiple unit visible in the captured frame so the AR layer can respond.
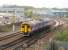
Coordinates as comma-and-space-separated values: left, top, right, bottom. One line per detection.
20, 18, 55, 36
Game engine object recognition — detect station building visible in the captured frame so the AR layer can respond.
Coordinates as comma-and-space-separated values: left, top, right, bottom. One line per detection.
32, 8, 68, 18
0, 5, 25, 17
51, 8, 68, 17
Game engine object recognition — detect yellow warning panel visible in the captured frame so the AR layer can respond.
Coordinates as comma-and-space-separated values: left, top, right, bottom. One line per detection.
20, 23, 32, 33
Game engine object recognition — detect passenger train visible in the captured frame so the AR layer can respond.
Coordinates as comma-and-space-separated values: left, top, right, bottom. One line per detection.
20, 18, 55, 36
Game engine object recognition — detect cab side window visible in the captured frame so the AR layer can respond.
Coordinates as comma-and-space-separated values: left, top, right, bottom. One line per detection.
22, 26, 24, 28
27, 25, 30, 28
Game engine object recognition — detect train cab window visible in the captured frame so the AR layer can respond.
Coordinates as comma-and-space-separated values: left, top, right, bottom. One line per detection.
22, 26, 24, 28
27, 25, 30, 28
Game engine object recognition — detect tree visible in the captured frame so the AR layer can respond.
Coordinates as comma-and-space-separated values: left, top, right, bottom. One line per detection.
24, 8, 33, 18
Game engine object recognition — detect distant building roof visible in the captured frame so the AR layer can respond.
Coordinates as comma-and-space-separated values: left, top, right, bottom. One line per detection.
0, 13, 14, 16
1, 5, 34, 9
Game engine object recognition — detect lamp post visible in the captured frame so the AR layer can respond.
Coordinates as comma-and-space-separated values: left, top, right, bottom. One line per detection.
12, 9, 16, 32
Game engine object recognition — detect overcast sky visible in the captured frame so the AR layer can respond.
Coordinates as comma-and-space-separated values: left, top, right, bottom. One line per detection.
0, 0, 68, 8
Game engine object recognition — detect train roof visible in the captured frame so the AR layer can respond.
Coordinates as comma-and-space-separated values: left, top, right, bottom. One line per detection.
22, 20, 41, 25
22, 18, 52, 25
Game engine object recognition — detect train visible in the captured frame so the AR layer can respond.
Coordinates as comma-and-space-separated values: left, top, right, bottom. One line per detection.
20, 18, 55, 36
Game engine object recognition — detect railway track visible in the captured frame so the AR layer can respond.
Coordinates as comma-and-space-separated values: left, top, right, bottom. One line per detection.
0, 31, 25, 47
1, 29, 51, 50
0, 31, 19, 41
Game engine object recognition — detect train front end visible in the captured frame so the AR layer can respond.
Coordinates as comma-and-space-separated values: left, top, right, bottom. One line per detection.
20, 23, 32, 36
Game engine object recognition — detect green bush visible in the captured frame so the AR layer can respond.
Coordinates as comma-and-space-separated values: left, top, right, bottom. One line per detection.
0, 24, 13, 32
54, 27, 68, 41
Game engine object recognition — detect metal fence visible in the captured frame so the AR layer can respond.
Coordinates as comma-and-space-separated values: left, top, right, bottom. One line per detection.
49, 40, 68, 50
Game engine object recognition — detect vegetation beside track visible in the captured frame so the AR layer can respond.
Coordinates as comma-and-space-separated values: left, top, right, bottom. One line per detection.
54, 26, 68, 41
0, 22, 21, 32
0, 24, 13, 32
